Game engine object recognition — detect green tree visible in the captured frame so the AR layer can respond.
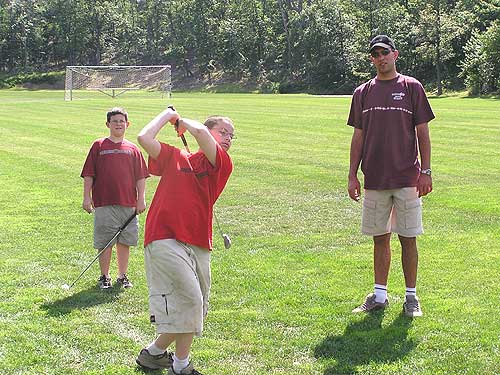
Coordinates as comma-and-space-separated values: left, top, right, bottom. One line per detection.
0, 0, 499, 94
460, 20, 500, 94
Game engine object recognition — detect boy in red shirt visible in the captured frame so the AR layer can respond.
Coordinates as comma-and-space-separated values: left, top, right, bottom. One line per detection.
81, 107, 149, 289
135, 107, 234, 375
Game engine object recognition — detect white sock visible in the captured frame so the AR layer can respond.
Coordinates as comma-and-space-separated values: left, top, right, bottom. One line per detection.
374, 284, 387, 303
406, 287, 417, 298
173, 354, 190, 373
146, 342, 164, 355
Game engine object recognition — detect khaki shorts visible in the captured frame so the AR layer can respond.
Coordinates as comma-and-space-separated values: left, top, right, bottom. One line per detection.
362, 187, 423, 237
93, 205, 138, 249
144, 239, 211, 336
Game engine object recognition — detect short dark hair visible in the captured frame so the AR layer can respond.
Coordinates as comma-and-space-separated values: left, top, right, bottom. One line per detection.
107, 107, 128, 122
204, 116, 233, 129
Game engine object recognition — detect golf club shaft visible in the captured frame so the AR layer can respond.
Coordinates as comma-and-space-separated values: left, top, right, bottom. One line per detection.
180, 133, 190, 153
214, 212, 225, 238
68, 212, 136, 288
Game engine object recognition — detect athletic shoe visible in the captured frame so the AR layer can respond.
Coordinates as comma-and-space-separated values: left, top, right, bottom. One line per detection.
136, 348, 173, 370
98, 275, 112, 290
352, 293, 389, 313
168, 362, 203, 375
116, 274, 133, 288
403, 295, 423, 317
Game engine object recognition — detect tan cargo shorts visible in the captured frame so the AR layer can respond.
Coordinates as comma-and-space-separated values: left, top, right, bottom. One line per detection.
362, 187, 423, 237
93, 205, 138, 249
144, 239, 211, 336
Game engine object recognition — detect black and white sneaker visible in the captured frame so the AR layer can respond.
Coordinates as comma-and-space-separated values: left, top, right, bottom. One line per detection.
98, 275, 112, 289
116, 274, 133, 288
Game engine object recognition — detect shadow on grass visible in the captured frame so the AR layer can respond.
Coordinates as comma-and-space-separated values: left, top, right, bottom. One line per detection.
41, 285, 124, 316
315, 310, 416, 374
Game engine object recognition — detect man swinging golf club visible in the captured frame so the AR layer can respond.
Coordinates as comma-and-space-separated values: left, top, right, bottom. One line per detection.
135, 106, 235, 375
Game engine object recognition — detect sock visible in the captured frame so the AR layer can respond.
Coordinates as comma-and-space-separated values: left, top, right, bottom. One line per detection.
406, 287, 417, 298
173, 354, 190, 373
146, 342, 165, 356
374, 284, 387, 303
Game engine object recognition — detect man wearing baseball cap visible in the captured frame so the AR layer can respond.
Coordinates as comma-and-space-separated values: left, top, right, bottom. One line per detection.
369, 34, 396, 51
346, 35, 435, 317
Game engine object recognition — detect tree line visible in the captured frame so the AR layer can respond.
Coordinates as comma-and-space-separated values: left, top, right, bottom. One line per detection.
0, 0, 499, 95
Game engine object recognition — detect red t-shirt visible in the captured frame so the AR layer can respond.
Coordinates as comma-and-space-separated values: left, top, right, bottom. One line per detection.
347, 74, 435, 190
144, 142, 233, 250
81, 138, 149, 207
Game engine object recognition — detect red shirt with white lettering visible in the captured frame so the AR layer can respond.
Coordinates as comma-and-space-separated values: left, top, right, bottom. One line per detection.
81, 138, 149, 207
144, 142, 233, 250
347, 74, 435, 190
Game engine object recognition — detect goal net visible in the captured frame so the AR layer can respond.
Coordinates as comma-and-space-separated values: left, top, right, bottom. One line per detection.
64, 65, 171, 100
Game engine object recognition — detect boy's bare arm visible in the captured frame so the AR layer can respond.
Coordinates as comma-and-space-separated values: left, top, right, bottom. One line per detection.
136, 178, 146, 214
138, 107, 179, 159
82, 176, 94, 213
177, 118, 217, 166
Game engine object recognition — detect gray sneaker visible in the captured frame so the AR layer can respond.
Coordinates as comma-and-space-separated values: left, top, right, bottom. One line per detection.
136, 348, 173, 370
168, 362, 203, 375
352, 293, 389, 313
403, 295, 423, 317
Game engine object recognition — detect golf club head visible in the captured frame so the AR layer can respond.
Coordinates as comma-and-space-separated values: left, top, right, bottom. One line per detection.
61, 284, 71, 290
223, 234, 231, 249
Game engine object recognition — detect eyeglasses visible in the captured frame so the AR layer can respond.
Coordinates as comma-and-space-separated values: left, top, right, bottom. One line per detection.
217, 128, 236, 140
370, 48, 392, 58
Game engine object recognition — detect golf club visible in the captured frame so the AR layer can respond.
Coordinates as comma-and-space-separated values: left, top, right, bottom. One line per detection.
62, 212, 137, 290
168, 105, 190, 153
167, 105, 232, 249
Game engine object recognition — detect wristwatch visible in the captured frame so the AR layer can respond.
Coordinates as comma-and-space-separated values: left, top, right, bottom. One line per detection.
421, 168, 432, 176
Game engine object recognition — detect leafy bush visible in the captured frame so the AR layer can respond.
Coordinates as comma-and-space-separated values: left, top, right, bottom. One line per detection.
278, 80, 306, 94
0, 71, 65, 88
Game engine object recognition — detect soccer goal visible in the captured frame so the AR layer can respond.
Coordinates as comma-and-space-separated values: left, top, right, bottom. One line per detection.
64, 65, 171, 101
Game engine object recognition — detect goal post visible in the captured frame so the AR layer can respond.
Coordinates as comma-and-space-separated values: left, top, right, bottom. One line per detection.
64, 65, 171, 101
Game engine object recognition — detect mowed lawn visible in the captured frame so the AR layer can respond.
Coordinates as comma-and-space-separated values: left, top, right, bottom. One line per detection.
0, 89, 499, 375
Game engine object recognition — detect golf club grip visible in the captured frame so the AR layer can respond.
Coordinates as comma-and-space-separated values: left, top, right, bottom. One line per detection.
168, 106, 190, 153
120, 212, 137, 231
99, 213, 136, 251
175, 120, 190, 152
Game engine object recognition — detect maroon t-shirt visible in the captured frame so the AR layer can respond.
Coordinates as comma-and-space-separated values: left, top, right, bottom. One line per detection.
347, 74, 435, 190
145, 142, 233, 250
81, 138, 149, 207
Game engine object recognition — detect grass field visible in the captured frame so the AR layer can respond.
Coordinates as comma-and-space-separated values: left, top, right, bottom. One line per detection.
0, 89, 499, 375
